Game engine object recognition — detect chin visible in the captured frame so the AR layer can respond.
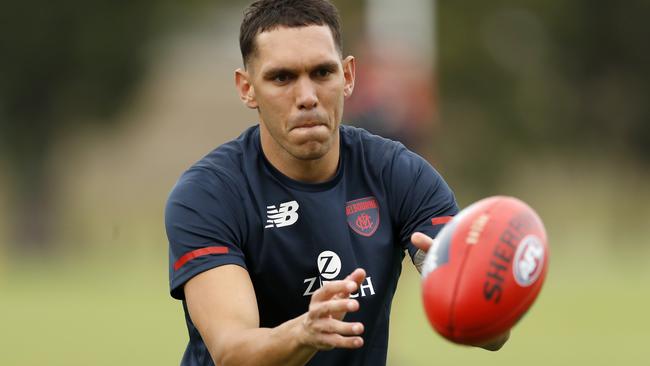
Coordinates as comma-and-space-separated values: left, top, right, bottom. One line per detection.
291, 142, 330, 161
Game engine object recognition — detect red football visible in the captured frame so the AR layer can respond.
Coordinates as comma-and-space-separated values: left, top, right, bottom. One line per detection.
421, 196, 548, 345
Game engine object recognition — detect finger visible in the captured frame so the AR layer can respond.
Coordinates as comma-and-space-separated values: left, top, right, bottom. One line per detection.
315, 334, 364, 350
344, 268, 366, 288
309, 298, 359, 319
411, 232, 435, 252
330, 269, 366, 303
329, 269, 366, 302
312, 318, 365, 336
312, 280, 357, 302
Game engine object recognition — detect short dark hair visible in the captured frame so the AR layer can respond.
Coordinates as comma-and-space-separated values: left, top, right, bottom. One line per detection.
239, 0, 342, 67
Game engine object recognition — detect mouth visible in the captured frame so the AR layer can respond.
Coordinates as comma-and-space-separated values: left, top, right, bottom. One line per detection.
288, 118, 330, 143
292, 121, 326, 130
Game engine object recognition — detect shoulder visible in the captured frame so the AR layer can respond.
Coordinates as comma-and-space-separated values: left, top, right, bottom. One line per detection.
340, 125, 452, 203
340, 124, 429, 175
168, 126, 259, 206
341, 124, 403, 151
340, 124, 408, 165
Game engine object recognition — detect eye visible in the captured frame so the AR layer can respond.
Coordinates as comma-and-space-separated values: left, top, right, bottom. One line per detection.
315, 68, 331, 78
274, 73, 290, 83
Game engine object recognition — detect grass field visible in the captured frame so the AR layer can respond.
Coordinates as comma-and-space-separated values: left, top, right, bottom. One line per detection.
1, 242, 648, 366
389, 254, 650, 365
0, 252, 186, 365
1, 156, 648, 365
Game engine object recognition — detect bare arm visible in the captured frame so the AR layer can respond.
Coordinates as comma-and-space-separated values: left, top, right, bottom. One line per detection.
184, 265, 367, 366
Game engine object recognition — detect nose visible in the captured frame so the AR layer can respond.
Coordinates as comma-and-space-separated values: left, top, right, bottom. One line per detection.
295, 77, 318, 110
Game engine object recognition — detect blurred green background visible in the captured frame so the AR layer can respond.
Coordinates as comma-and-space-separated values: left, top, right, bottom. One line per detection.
1, 1, 649, 365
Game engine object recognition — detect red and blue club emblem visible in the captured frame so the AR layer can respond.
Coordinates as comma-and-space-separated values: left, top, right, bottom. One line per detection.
345, 197, 380, 237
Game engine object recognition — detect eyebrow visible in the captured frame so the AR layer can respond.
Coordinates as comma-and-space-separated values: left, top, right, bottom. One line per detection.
262, 61, 340, 79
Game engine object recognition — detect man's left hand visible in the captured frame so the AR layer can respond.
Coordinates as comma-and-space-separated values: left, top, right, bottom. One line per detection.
411, 231, 511, 351
411, 232, 435, 252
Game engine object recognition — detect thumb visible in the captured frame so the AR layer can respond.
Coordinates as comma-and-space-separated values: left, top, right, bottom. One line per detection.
411, 232, 435, 252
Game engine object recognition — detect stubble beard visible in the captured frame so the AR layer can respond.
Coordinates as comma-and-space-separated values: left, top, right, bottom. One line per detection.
284, 135, 333, 161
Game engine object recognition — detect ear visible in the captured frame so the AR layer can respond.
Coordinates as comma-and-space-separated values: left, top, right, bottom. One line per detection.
235, 68, 258, 109
342, 56, 356, 98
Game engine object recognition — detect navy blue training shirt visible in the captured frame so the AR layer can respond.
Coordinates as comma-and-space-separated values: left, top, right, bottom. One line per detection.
166, 125, 458, 365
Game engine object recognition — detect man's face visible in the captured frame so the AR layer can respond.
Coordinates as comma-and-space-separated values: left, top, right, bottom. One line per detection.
239, 25, 355, 161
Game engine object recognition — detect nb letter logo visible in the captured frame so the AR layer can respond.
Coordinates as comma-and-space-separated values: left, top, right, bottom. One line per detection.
265, 201, 300, 228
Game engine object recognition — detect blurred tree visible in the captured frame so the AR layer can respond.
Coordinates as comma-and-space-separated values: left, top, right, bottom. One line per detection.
550, 0, 650, 159
437, 1, 650, 194
0, 0, 215, 251
0, 0, 356, 252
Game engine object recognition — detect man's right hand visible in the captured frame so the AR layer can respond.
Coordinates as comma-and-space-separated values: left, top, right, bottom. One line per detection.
186, 265, 368, 366
298, 268, 367, 350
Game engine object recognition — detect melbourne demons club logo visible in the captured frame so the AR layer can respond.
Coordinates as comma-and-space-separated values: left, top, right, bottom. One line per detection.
345, 197, 380, 237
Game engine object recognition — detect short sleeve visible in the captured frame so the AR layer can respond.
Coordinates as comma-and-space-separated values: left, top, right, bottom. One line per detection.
387, 147, 459, 261
165, 173, 247, 300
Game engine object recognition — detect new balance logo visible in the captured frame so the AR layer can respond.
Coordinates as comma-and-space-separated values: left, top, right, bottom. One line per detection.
265, 201, 300, 228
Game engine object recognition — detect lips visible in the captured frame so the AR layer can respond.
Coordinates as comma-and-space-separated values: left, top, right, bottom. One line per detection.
289, 119, 329, 142
290, 118, 329, 132
290, 112, 327, 130
293, 121, 324, 129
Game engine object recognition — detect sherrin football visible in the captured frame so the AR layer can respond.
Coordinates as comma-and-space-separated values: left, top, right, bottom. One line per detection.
421, 196, 548, 345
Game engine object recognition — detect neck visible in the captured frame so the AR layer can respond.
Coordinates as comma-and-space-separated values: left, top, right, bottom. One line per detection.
260, 127, 340, 184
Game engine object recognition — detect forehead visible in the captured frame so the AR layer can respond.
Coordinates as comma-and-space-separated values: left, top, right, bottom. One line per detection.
251, 25, 341, 72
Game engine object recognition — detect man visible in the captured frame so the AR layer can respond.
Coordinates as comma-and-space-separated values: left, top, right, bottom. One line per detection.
166, 1, 508, 365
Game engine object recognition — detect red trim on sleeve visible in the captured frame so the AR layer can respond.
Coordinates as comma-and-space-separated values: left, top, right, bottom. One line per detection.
431, 216, 453, 226
174, 246, 229, 271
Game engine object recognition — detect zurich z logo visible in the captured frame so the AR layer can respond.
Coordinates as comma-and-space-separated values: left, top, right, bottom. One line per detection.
265, 200, 300, 228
